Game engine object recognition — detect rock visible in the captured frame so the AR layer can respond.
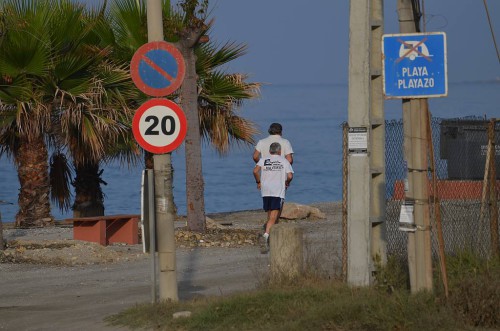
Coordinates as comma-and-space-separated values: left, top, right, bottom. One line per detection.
206, 217, 225, 229
280, 203, 326, 220
173, 311, 192, 319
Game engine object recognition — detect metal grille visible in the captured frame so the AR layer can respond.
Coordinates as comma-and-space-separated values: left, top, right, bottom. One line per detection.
385, 117, 499, 258
342, 118, 500, 261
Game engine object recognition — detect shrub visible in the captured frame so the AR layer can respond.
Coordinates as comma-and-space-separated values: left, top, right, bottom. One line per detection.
373, 254, 409, 292
446, 251, 500, 328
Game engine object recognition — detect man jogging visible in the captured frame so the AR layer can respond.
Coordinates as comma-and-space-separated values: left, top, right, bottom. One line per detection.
253, 122, 294, 165
253, 142, 294, 253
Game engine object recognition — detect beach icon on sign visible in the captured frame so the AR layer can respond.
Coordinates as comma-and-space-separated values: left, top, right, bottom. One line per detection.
398, 40, 433, 61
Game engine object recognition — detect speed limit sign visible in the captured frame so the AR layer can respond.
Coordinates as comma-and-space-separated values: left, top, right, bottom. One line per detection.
132, 99, 187, 154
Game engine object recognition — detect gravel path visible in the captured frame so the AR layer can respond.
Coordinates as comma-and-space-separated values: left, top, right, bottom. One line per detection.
0, 202, 341, 331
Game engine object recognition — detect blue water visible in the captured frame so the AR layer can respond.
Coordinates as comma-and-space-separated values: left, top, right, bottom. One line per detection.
0, 82, 498, 222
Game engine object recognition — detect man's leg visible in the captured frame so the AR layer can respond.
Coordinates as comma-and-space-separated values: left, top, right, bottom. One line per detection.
265, 209, 280, 235
261, 198, 282, 253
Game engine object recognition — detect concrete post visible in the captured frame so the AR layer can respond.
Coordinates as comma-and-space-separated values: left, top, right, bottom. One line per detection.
369, 0, 387, 265
147, 0, 178, 301
347, 0, 371, 286
270, 224, 303, 283
347, 0, 386, 286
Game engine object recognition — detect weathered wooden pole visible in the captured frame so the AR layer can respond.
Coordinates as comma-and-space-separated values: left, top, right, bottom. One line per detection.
488, 119, 499, 257
397, 0, 433, 293
270, 224, 303, 283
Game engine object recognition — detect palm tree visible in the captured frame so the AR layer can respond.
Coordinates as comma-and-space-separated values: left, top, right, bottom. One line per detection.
0, 0, 139, 225
176, 0, 260, 232
96, 0, 260, 231
49, 3, 141, 218
0, 0, 59, 227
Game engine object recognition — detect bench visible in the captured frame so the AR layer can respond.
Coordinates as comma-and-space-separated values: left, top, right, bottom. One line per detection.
66, 214, 140, 246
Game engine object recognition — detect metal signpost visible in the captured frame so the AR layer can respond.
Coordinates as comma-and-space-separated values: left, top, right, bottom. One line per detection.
382, 32, 447, 99
131, 28, 186, 300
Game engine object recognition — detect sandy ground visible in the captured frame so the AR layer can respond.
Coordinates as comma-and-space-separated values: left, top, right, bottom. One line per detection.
0, 202, 341, 331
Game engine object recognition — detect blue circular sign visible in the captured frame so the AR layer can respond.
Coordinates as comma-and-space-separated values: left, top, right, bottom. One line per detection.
131, 41, 186, 97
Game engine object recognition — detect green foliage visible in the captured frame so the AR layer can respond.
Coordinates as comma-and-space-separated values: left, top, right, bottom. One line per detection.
446, 249, 500, 285
0, 0, 139, 217
373, 254, 409, 292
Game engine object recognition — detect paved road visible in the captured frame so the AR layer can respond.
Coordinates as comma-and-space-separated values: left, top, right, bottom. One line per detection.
0, 203, 340, 330
0, 246, 270, 331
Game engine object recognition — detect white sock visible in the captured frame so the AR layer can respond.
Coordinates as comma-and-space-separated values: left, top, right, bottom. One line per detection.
263, 233, 269, 240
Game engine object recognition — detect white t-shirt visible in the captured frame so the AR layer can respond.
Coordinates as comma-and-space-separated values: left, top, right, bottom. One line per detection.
256, 155, 294, 198
255, 135, 294, 159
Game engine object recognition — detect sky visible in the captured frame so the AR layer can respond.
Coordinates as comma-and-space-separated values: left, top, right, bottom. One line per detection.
83, 0, 500, 85
206, 0, 500, 85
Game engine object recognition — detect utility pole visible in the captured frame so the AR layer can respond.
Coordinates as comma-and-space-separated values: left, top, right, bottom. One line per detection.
397, 0, 433, 292
147, 0, 178, 301
347, 0, 386, 286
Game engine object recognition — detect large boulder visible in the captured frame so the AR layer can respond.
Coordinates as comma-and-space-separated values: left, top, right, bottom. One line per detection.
280, 203, 326, 220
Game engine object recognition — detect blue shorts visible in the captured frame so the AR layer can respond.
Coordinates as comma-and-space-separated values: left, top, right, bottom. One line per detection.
262, 197, 284, 211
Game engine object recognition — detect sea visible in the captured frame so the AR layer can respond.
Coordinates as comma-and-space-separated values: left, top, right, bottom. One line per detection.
0, 82, 499, 222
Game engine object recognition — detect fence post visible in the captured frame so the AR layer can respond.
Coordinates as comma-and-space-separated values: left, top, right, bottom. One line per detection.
342, 124, 348, 281
426, 113, 448, 298
270, 224, 303, 283
488, 119, 499, 257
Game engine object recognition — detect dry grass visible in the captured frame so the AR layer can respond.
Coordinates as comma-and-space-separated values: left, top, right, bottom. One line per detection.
105, 237, 497, 331
105, 280, 465, 331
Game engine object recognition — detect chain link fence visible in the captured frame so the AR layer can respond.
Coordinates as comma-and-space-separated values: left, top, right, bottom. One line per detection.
343, 117, 500, 263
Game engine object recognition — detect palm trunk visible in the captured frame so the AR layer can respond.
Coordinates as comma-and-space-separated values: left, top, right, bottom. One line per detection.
72, 162, 105, 218
179, 42, 206, 233
15, 136, 53, 227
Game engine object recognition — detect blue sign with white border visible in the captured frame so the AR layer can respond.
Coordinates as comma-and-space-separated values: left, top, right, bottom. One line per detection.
382, 32, 447, 99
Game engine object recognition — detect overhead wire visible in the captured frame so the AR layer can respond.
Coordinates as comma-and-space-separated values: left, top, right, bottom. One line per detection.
410, 0, 422, 32
421, 0, 426, 32
482, 0, 500, 63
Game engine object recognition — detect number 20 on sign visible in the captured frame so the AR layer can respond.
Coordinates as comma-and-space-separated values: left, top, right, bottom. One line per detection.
132, 99, 187, 154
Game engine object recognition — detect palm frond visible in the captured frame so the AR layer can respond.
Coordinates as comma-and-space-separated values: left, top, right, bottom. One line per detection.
196, 41, 247, 73
49, 151, 73, 212
199, 71, 260, 107
199, 104, 259, 155
109, 0, 148, 59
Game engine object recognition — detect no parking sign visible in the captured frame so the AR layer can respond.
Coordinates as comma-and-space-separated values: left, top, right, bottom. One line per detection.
130, 41, 186, 97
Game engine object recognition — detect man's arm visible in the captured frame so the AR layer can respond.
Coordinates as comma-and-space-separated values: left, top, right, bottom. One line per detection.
285, 172, 293, 188
253, 164, 262, 189
285, 153, 293, 165
252, 149, 261, 163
